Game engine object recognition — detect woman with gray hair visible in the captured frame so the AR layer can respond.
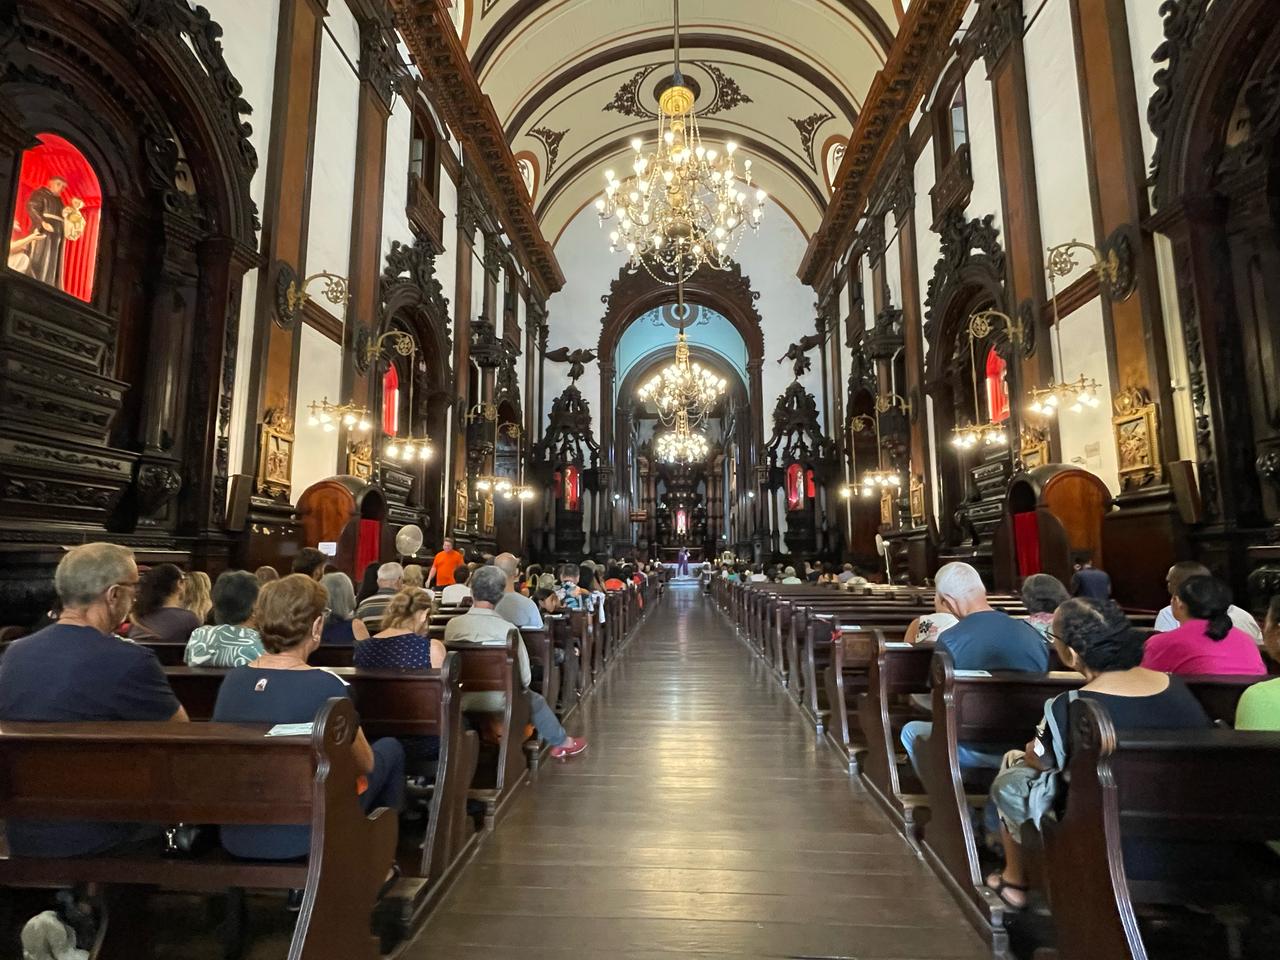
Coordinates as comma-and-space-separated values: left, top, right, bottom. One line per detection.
320, 571, 369, 645
1020, 573, 1070, 639
184, 570, 265, 667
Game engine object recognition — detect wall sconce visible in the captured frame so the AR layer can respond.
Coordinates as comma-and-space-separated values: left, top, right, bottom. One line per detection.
274, 262, 349, 328
950, 309, 1019, 451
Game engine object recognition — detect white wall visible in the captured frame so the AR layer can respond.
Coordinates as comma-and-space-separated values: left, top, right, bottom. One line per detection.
291, 325, 344, 503
1053, 300, 1119, 492
962, 60, 1006, 237
207, 0, 279, 482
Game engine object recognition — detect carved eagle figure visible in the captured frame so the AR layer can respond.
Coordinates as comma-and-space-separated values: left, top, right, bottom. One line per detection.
545, 346, 597, 382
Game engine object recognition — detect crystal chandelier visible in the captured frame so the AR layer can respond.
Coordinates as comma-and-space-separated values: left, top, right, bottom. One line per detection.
1027, 240, 1108, 418
654, 408, 710, 463
596, 0, 765, 284
637, 323, 727, 425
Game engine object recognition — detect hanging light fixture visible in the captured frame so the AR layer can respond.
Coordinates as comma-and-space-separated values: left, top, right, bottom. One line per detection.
596, 0, 766, 284
383, 436, 434, 462
1026, 240, 1106, 417
636, 283, 727, 424
845, 404, 905, 497
307, 397, 371, 434
950, 310, 1021, 451
654, 407, 710, 463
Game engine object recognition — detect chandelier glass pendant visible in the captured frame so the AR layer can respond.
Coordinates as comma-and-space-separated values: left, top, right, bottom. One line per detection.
654, 407, 710, 464
595, 0, 766, 284
1027, 241, 1104, 417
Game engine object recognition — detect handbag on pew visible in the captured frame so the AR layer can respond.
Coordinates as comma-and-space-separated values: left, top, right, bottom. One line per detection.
990, 691, 1076, 831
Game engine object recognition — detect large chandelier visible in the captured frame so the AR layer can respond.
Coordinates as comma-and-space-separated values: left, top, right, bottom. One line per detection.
637, 327, 727, 425
654, 408, 710, 463
596, 0, 765, 284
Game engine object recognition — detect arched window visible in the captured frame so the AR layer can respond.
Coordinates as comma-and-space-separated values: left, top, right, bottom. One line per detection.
8, 133, 102, 302
382, 364, 400, 436
985, 347, 1010, 424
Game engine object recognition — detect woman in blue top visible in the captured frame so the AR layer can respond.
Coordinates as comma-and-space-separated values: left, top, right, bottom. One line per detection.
354, 587, 444, 670
212, 574, 404, 860
319, 571, 368, 645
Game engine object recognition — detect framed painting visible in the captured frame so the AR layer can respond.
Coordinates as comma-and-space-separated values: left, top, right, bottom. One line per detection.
257, 408, 294, 500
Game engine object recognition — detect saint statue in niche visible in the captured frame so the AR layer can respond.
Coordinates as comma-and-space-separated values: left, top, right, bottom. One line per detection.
7, 133, 101, 302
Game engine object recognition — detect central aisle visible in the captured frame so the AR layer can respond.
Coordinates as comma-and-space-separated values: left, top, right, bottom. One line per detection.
407, 587, 989, 959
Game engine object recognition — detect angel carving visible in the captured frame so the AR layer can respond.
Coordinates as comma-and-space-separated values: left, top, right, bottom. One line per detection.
777, 332, 823, 379
544, 346, 597, 383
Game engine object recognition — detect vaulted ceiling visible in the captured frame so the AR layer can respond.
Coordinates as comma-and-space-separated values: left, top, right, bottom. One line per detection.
461, 0, 902, 243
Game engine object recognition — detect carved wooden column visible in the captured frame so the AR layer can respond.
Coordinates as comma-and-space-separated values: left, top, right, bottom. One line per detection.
1070, 0, 1181, 607
449, 179, 480, 538
974, 0, 1056, 457
340, 17, 396, 465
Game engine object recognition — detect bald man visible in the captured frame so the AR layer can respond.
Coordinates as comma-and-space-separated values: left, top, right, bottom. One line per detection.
492, 553, 544, 629
1153, 561, 1261, 639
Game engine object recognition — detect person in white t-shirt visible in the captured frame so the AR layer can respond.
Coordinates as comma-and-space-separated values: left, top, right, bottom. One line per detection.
440, 564, 472, 606
1153, 561, 1261, 640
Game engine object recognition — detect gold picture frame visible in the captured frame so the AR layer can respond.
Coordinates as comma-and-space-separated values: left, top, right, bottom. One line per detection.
909, 475, 926, 526
346, 439, 373, 481
257, 408, 294, 500
483, 496, 495, 533
879, 487, 894, 527
454, 480, 468, 532
1113, 386, 1161, 492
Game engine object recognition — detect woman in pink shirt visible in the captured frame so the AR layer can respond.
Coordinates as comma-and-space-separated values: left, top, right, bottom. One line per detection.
1141, 575, 1266, 676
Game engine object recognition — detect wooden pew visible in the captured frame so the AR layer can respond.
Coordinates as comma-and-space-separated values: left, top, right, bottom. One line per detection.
163, 656, 479, 933
856, 636, 935, 841
1038, 698, 1280, 960
0, 698, 394, 960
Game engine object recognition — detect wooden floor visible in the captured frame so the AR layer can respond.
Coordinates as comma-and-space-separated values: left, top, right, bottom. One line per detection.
406, 583, 989, 960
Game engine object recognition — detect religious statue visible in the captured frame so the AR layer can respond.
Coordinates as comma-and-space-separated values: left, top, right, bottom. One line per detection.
544, 346, 597, 383
777, 331, 823, 379
19, 175, 84, 291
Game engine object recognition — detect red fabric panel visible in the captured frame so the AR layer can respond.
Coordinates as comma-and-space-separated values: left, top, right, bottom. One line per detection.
12, 133, 102, 303
985, 347, 1010, 423
1013, 511, 1041, 577
357, 519, 381, 573
806, 468, 816, 498
382, 365, 399, 435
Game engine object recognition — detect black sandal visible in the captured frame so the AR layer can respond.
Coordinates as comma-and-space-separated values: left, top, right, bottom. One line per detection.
985, 871, 1028, 911
376, 864, 402, 902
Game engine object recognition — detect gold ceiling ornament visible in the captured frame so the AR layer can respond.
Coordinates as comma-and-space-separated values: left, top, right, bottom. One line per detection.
951, 310, 1020, 451
1028, 239, 1113, 418
596, 0, 766, 284
654, 406, 711, 463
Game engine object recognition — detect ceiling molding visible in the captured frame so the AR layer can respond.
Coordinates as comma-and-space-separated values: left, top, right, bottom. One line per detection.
502, 33, 860, 142
390, 0, 566, 295
472, 0, 897, 78
534, 127, 826, 229
798, 0, 970, 287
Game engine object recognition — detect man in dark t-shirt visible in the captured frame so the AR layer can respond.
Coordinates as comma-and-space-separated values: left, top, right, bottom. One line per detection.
900, 562, 1048, 779
0, 542, 186, 857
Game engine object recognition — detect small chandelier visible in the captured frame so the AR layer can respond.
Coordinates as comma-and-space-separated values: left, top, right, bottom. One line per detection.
950, 310, 1021, 452
637, 324, 726, 425
384, 436, 433, 462
308, 397, 371, 433
846, 405, 905, 497
654, 407, 710, 463
1027, 240, 1110, 419
476, 475, 535, 502
596, 0, 765, 284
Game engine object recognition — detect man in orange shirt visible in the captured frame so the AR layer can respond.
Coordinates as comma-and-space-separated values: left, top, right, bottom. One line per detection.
426, 537, 465, 588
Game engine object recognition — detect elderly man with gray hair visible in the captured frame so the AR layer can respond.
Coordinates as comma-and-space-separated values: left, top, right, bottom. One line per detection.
492, 553, 544, 629
899, 562, 1047, 778
353, 561, 405, 632
0, 542, 188, 857
445, 565, 587, 760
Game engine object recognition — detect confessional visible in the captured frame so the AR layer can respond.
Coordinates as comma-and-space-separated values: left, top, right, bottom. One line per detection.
296, 476, 390, 580
992, 464, 1112, 589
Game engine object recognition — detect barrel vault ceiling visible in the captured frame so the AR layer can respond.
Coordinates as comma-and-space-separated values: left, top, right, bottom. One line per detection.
461, 0, 903, 243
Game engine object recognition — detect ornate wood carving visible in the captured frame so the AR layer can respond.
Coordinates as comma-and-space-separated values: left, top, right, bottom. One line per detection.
391, 0, 565, 296
799, 0, 972, 284
929, 143, 973, 230
923, 210, 1011, 370
972, 0, 1024, 70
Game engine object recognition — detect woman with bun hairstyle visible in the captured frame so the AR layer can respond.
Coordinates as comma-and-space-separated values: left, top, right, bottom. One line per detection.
985, 597, 1211, 910
1141, 575, 1266, 676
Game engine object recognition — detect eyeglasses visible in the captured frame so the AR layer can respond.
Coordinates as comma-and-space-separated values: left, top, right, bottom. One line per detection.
113, 580, 140, 591
1044, 628, 1062, 644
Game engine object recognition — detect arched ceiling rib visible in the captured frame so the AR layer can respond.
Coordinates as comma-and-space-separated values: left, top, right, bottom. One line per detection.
466, 0, 899, 242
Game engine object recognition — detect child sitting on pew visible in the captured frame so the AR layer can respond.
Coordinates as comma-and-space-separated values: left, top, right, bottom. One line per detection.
1236, 594, 1280, 729
986, 597, 1210, 910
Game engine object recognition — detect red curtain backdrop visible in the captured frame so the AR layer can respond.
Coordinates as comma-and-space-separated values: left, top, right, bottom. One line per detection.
563, 466, 580, 511
985, 347, 1010, 423
381, 365, 399, 435
11, 133, 101, 302
357, 519, 381, 573
1013, 511, 1041, 577
806, 468, 816, 499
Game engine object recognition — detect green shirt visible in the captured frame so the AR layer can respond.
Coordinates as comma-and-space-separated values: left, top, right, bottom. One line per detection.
1235, 677, 1280, 730
184, 624, 265, 668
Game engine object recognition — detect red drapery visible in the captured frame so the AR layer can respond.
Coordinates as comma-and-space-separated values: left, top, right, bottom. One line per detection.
1013, 511, 1041, 577
381, 365, 399, 435
356, 519, 381, 572
11, 133, 102, 303
985, 347, 1010, 424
